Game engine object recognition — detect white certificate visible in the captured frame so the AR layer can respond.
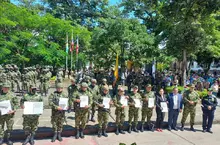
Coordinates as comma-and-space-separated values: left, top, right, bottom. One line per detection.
160, 102, 168, 112
59, 98, 69, 110
80, 95, 89, 107
134, 99, 141, 108
120, 96, 128, 106
103, 97, 111, 109
148, 98, 155, 108
0, 100, 12, 116
23, 102, 44, 115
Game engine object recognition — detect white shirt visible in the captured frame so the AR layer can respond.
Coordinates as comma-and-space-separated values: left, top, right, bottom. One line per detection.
173, 94, 178, 109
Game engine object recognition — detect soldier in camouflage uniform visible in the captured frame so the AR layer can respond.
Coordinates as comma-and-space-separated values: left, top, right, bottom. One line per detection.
39, 69, 50, 96
0, 66, 4, 94
113, 87, 129, 135
67, 78, 78, 110
128, 85, 142, 133
69, 83, 93, 139
20, 85, 43, 145
96, 86, 113, 137
99, 78, 108, 92
181, 84, 200, 132
55, 69, 63, 88
0, 82, 19, 145
141, 84, 156, 132
22, 68, 30, 92
14, 66, 21, 92
48, 83, 68, 142
88, 79, 100, 122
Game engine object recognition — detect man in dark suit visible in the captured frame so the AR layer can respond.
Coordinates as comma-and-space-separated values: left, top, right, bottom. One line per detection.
167, 87, 183, 131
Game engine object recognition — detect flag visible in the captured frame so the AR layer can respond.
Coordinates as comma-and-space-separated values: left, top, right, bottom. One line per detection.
152, 58, 156, 78
114, 53, 119, 81
66, 34, 69, 53
70, 31, 74, 52
76, 36, 79, 54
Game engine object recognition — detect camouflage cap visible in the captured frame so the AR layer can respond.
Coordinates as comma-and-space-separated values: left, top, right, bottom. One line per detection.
133, 85, 138, 89
189, 84, 195, 88
208, 88, 213, 92
146, 84, 152, 87
56, 83, 63, 88
102, 85, 109, 91
91, 79, 97, 83
81, 82, 88, 88
2, 82, 11, 88
71, 78, 76, 82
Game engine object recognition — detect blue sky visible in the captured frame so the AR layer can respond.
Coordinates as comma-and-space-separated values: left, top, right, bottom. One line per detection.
109, 0, 120, 5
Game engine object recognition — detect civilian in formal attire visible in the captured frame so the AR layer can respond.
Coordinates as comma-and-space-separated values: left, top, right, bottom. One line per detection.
155, 88, 168, 132
167, 87, 183, 131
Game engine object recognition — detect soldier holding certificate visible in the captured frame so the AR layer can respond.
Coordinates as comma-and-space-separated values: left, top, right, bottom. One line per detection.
20, 85, 43, 145
0, 82, 19, 145
128, 85, 142, 133
141, 84, 156, 132
113, 87, 129, 135
70, 83, 93, 139
48, 83, 68, 142
96, 86, 113, 137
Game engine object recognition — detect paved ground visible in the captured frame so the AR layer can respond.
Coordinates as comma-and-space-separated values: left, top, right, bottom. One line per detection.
11, 124, 220, 145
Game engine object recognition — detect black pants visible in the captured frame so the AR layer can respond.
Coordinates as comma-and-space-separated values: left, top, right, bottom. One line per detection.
156, 108, 165, 128
168, 109, 179, 128
202, 110, 215, 130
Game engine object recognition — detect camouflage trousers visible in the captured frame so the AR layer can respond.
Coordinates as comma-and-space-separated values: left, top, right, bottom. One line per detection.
0, 114, 14, 138
98, 111, 109, 129
115, 108, 125, 127
51, 110, 65, 132
40, 82, 49, 95
128, 107, 139, 126
22, 82, 30, 92
181, 106, 196, 126
75, 109, 88, 129
141, 107, 153, 125
23, 115, 39, 134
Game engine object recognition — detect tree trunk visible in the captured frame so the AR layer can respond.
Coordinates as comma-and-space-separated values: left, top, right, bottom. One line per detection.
182, 49, 187, 86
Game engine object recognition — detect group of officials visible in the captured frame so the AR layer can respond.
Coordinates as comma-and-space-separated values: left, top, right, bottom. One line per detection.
0, 76, 218, 145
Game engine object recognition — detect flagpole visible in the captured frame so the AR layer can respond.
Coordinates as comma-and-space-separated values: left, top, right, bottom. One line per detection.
66, 33, 68, 75
76, 36, 79, 71
71, 30, 73, 71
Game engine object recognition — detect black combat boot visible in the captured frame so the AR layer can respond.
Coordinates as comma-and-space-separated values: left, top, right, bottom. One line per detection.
133, 125, 139, 133
97, 129, 102, 138
22, 134, 31, 145
190, 125, 196, 132
75, 129, 80, 139
180, 124, 184, 131
119, 126, 125, 134
51, 132, 57, 142
90, 115, 96, 122
115, 127, 119, 135
102, 128, 108, 137
29, 132, 35, 145
80, 129, 84, 139
128, 125, 132, 133
140, 124, 144, 132
57, 131, 63, 142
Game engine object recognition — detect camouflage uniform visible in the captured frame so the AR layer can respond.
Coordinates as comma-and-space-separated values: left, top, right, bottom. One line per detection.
69, 83, 93, 139
0, 83, 19, 145
14, 67, 21, 92
48, 83, 68, 142
88, 79, 100, 122
22, 68, 30, 92
141, 87, 155, 131
181, 87, 199, 131
128, 89, 142, 133
96, 86, 112, 137
67, 79, 78, 109
20, 86, 43, 145
40, 69, 50, 96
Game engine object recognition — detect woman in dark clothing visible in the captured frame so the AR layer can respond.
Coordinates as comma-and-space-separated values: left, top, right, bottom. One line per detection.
155, 88, 168, 132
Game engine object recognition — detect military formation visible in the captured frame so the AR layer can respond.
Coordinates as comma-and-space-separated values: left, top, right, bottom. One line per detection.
0, 65, 219, 145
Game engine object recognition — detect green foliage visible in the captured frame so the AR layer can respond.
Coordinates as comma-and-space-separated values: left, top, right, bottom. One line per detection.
165, 86, 185, 94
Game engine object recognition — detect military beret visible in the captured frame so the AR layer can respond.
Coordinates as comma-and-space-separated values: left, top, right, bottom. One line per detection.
146, 84, 152, 87
56, 83, 63, 88
81, 82, 88, 88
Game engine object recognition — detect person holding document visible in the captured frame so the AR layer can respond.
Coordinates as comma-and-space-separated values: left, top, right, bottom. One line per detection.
70, 82, 93, 139
167, 87, 183, 131
113, 87, 129, 135
155, 88, 167, 132
48, 83, 68, 142
128, 85, 142, 133
96, 86, 113, 137
0, 82, 19, 145
20, 85, 43, 145
141, 84, 156, 132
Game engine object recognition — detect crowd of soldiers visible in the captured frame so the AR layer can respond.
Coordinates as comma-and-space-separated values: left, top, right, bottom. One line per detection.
0, 65, 219, 145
